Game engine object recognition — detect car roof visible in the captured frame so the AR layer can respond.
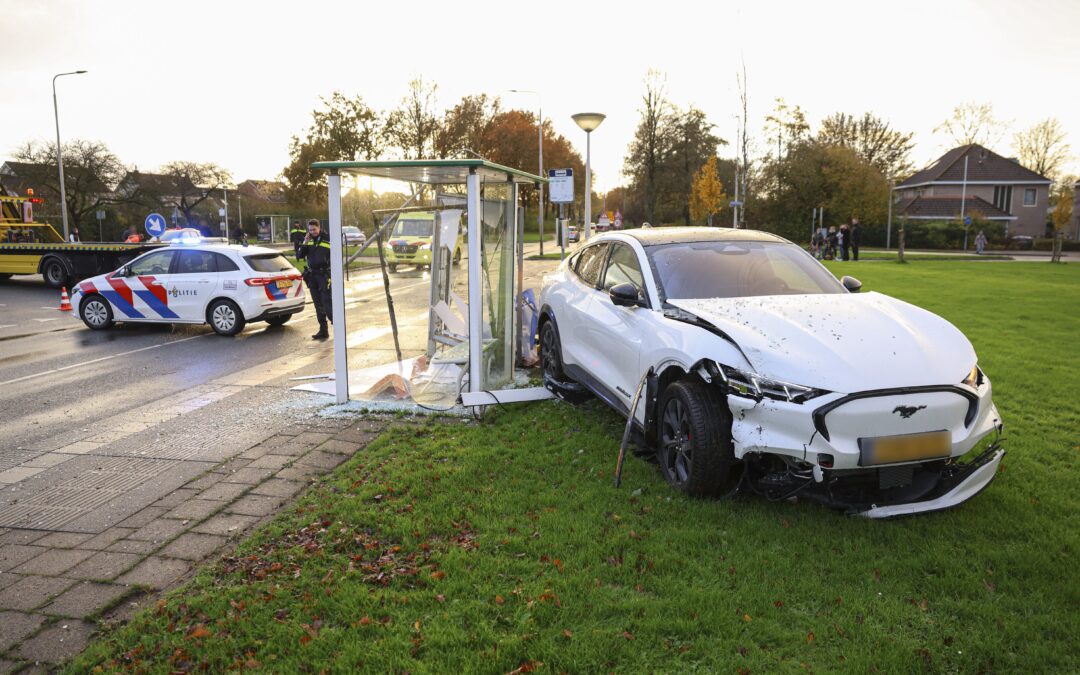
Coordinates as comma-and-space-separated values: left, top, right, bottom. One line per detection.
168, 243, 283, 256
609, 226, 790, 247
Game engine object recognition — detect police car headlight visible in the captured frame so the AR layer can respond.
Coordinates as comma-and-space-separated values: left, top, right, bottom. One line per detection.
419, 242, 432, 250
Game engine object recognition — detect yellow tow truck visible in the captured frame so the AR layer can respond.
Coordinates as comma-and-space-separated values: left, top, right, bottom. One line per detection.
0, 194, 162, 287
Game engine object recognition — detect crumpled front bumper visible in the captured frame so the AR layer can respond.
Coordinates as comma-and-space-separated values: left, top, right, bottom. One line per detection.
856, 444, 1005, 518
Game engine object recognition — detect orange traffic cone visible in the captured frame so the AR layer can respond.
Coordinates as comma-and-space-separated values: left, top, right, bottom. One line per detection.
59, 287, 72, 312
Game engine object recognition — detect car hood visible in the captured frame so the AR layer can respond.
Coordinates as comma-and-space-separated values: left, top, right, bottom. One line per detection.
667, 292, 975, 393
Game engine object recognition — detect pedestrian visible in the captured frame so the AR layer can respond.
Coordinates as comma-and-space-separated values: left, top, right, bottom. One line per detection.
230, 224, 248, 246
68, 228, 80, 243
289, 220, 306, 257
297, 218, 333, 340
839, 224, 849, 261
826, 226, 837, 260
975, 229, 987, 254
849, 217, 862, 261
120, 227, 133, 242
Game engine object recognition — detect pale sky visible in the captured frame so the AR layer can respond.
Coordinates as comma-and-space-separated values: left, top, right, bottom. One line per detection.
3, 0, 1078, 193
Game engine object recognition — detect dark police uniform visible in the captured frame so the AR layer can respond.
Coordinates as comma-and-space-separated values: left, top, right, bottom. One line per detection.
297, 231, 333, 337
289, 223, 306, 257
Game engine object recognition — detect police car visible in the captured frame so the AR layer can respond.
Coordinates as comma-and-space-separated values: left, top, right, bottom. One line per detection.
71, 242, 306, 336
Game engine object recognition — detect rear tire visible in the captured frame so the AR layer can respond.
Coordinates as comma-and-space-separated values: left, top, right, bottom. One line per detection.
79, 295, 114, 330
388, 263, 398, 273
207, 299, 245, 336
42, 258, 69, 288
657, 379, 739, 497
265, 314, 292, 327
453, 248, 461, 265
0, 273, 12, 281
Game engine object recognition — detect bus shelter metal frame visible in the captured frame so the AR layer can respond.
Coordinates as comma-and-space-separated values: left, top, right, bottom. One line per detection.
311, 159, 549, 407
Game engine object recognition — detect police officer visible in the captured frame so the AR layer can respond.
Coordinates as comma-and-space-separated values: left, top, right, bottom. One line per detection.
297, 219, 333, 340
289, 221, 306, 257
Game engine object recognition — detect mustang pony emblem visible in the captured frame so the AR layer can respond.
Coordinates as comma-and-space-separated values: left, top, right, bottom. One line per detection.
893, 405, 927, 419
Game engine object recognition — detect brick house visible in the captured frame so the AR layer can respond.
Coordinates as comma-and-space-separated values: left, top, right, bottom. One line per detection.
893, 144, 1052, 237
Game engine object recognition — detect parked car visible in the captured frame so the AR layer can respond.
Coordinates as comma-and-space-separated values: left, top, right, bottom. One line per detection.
382, 212, 462, 272
72, 243, 305, 336
566, 224, 579, 243
539, 227, 1004, 517
342, 226, 367, 245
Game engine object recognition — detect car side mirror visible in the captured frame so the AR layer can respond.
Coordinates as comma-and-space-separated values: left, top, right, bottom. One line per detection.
609, 282, 642, 307
841, 275, 862, 293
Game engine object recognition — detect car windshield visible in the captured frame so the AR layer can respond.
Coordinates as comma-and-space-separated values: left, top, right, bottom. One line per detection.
393, 218, 433, 237
647, 240, 844, 300
245, 253, 293, 273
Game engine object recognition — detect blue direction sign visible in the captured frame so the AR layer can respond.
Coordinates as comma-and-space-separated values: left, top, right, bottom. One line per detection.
964, 216, 972, 226
144, 213, 167, 238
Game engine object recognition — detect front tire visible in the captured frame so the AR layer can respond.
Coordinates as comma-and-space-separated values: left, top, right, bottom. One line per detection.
80, 295, 114, 330
388, 263, 398, 273
657, 380, 739, 497
540, 320, 568, 382
208, 299, 246, 336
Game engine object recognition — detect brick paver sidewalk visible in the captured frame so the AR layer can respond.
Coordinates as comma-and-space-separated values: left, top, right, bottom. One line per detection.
0, 415, 386, 672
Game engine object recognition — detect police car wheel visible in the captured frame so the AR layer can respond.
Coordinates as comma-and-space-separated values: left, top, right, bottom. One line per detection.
265, 314, 292, 327
453, 249, 461, 265
388, 264, 398, 273
80, 295, 114, 330
208, 299, 245, 336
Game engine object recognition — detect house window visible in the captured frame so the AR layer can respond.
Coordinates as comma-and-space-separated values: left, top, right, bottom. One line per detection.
993, 186, 1012, 213
1023, 188, 1036, 206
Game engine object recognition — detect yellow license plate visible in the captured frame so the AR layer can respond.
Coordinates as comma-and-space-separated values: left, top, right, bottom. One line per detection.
859, 430, 950, 466
278, 280, 292, 288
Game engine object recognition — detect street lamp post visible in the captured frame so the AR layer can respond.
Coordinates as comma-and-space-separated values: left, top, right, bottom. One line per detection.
572, 112, 605, 241
53, 70, 87, 241
510, 90, 544, 254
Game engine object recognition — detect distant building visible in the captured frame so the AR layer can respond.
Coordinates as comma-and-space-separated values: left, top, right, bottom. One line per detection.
236, 179, 288, 204
894, 144, 1052, 237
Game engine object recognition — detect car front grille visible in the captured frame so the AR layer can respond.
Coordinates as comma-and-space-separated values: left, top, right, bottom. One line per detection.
393, 244, 418, 255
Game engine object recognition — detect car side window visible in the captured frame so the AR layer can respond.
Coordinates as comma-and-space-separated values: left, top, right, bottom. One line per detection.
175, 250, 218, 274
128, 250, 177, 276
574, 243, 609, 288
601, 244, 645, 294
214, 253, 239, 272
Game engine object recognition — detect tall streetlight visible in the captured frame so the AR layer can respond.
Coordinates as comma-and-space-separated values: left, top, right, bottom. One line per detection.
572, 112, 605, 241
53, 70, 87, 241
510, 90, 544, 254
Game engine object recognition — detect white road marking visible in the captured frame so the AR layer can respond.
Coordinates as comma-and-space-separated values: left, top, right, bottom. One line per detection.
40, 306, 59, 310
0, 324, 15, 329
32, 318, 60, 323
0, 334, 208, 387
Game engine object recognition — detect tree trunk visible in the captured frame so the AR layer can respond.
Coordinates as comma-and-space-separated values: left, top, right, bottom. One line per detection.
898, 224, 906, 263
1051, 231, 1063, 263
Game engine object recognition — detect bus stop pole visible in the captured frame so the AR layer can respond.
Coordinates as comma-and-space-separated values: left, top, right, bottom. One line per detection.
327, 171, 349, 404
466, 170, 482, 396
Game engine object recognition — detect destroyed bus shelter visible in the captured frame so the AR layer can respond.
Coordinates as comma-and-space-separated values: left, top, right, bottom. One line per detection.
308, 159, 551, 409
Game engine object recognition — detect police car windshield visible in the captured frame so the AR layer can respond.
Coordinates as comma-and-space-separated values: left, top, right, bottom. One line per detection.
393, 218, 433, 237
245, 254, 292, 273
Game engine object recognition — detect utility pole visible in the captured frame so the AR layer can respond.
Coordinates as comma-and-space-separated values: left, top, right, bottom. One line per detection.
886, 181, 894, 249
959, 155, 969, 251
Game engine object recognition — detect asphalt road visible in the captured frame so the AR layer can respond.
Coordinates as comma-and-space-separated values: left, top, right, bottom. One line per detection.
0, 247, 559, 460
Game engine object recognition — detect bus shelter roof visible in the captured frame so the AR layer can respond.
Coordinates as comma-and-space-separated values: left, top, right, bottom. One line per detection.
310, 159, 546, 186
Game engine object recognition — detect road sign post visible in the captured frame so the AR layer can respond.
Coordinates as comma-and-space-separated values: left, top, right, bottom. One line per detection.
96, 210, 105, 242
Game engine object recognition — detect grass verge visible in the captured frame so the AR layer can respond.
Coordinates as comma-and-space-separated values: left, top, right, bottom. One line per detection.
72, 262, 1078, 673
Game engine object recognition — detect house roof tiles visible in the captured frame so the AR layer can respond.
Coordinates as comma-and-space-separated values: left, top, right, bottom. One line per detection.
898, 144, 1051, 187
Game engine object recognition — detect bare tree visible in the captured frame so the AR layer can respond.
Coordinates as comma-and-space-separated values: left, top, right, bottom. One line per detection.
157, 161, 233, 224
735, 62, 753, 226
818, 112, 916, 180
935, 102, 1008, 149
623, 69, 673, 224
385, 77, 440, 160
1012, 118, 1070, 179
11, 139, 131, 230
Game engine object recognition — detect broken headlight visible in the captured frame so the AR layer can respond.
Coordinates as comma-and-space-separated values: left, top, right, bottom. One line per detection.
961, 365, 984, 388
721, 365, 829, 404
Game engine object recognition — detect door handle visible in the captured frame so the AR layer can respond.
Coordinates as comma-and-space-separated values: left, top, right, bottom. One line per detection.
150, 281, 165, 286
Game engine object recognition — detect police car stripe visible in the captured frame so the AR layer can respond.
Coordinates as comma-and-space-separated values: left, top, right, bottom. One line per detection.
134, 290, 180, 319
100, 289, 145, 318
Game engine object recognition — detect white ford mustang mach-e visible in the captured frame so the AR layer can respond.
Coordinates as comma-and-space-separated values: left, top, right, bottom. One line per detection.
539, 227, 1004, 517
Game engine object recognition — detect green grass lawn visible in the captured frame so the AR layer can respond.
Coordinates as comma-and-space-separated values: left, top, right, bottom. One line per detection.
846, 251, 1013, 262
72, 262, 1079, 673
